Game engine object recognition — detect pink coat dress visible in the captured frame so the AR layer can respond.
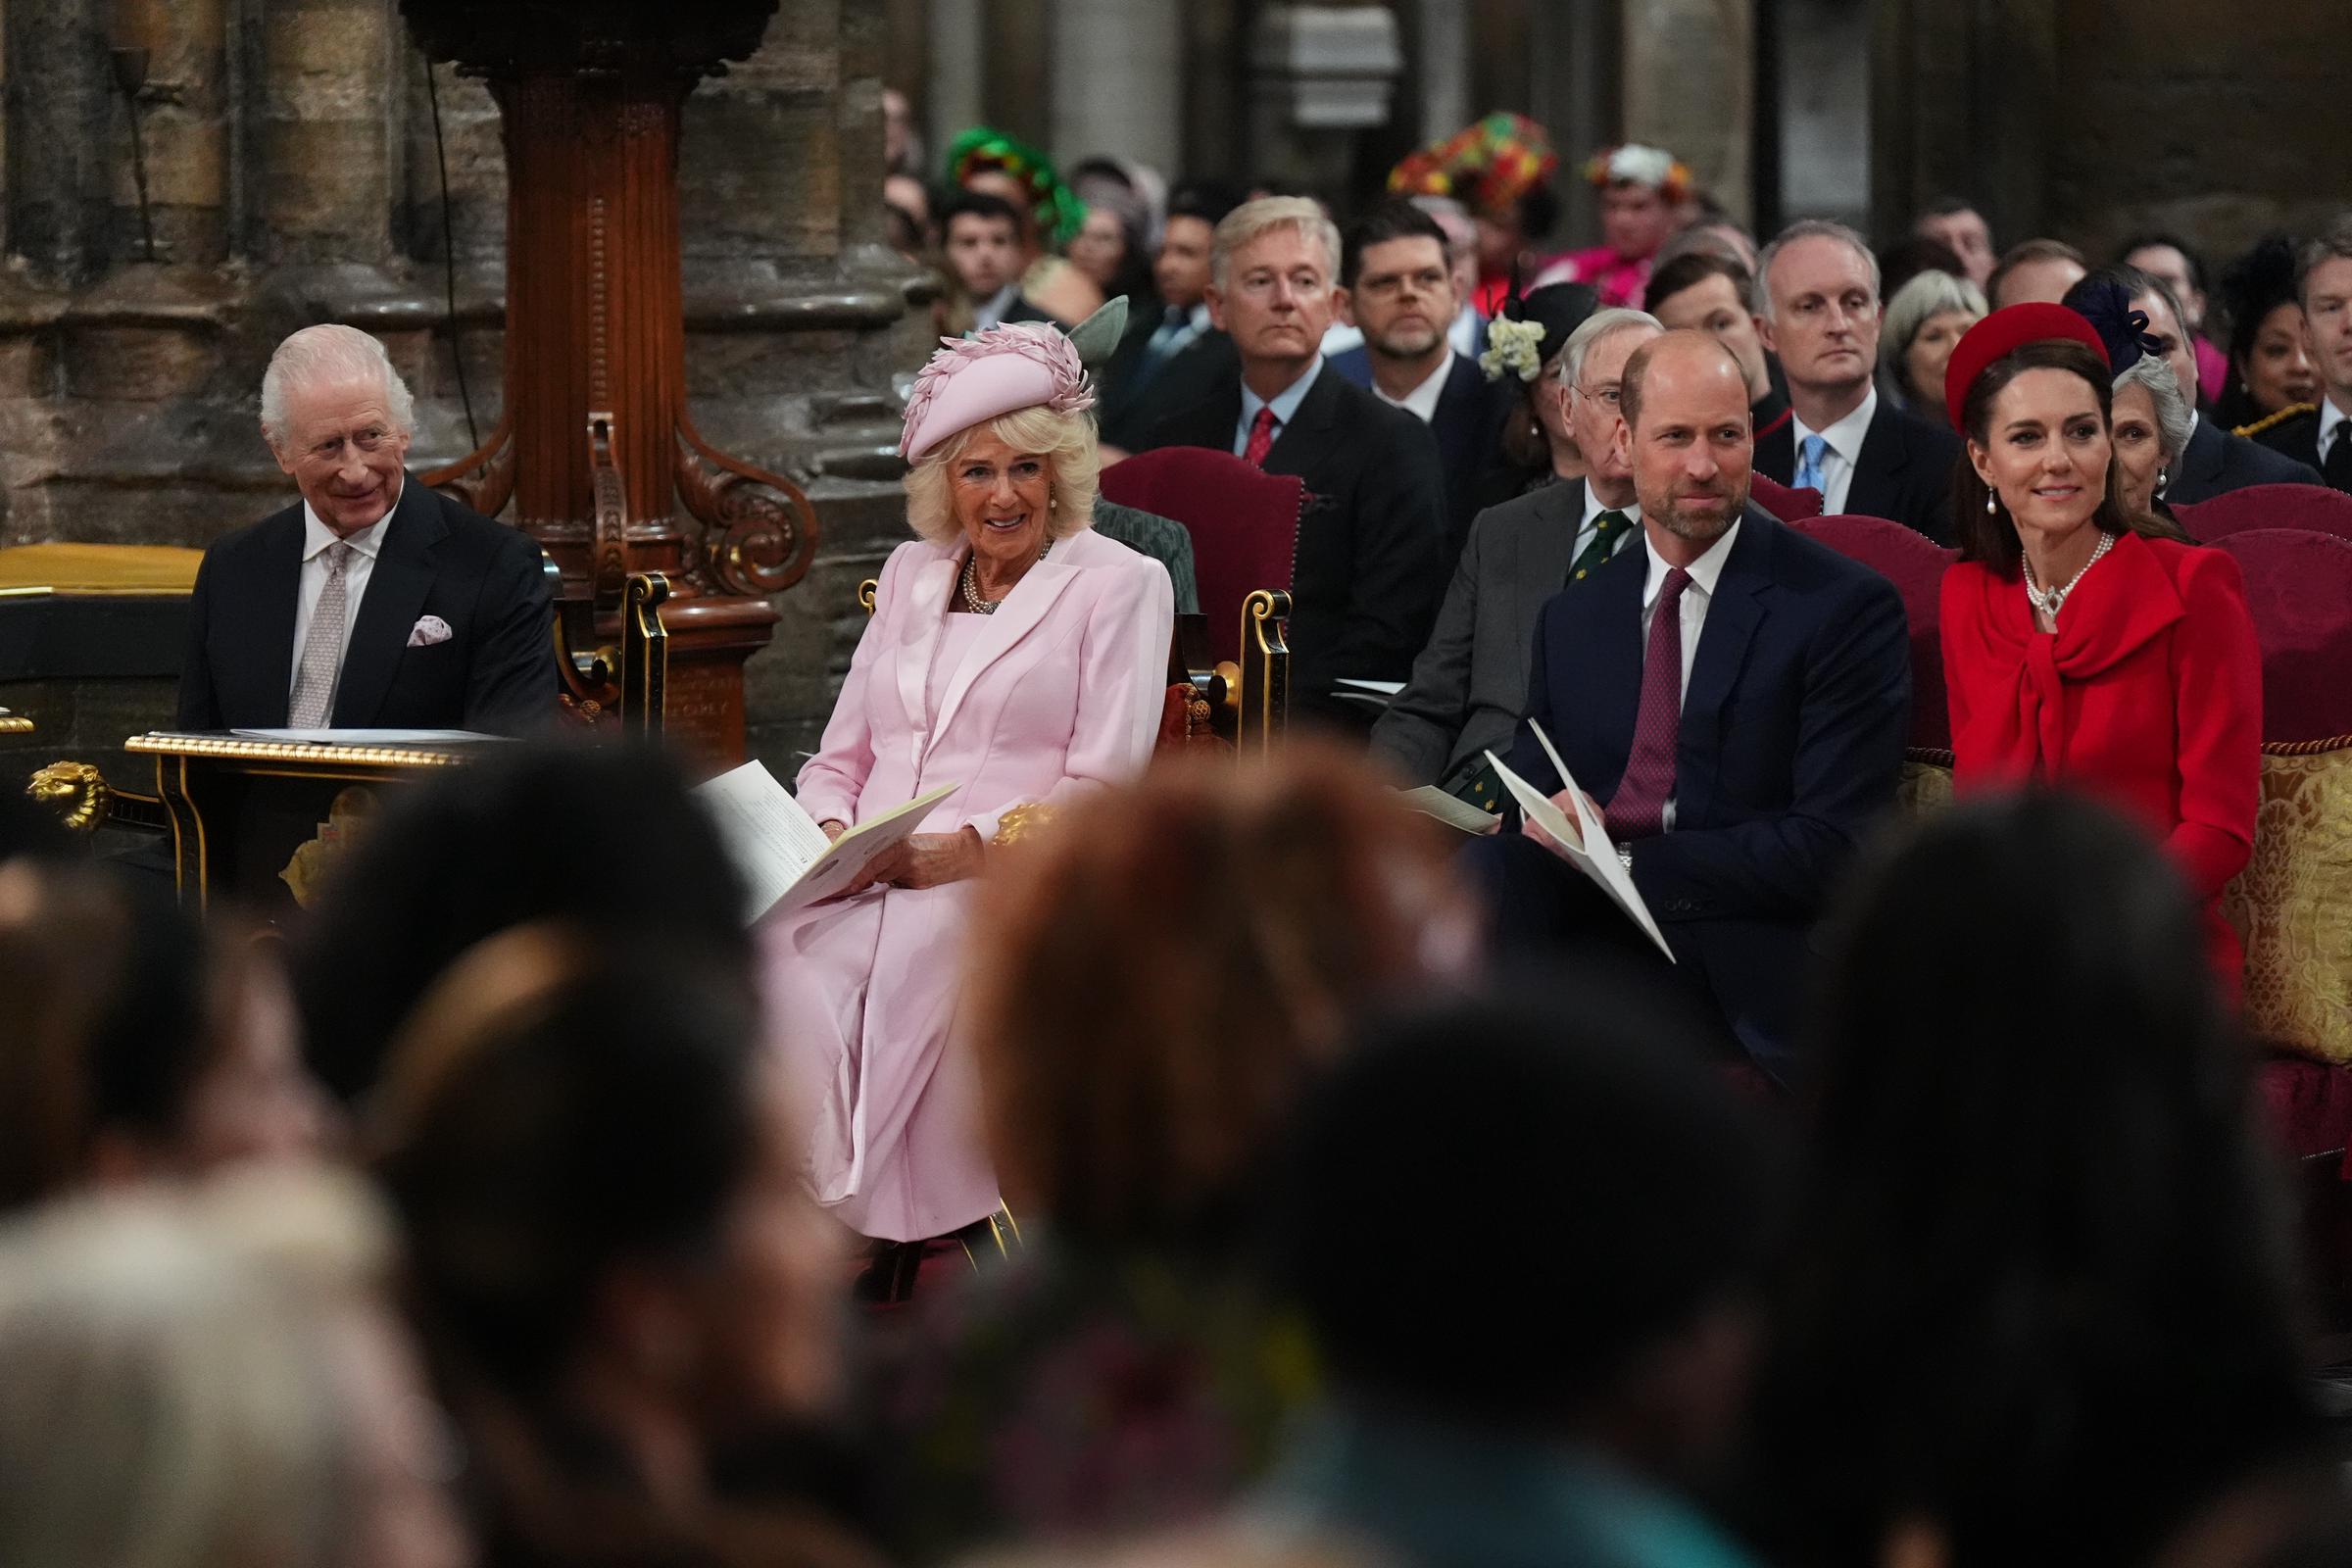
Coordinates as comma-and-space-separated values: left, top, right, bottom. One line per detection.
760, 525, 1174, 1242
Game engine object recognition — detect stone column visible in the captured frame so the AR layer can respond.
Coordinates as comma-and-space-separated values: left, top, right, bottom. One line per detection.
1773, 0, 1868, 229
4, 0, 114, 276
1620, 0, 1751, 223
1244, 4, 1401, 196
1048, 0, 1181, 173
250, 0, 399, 266
923, 0, 982, 168
114, 0, 234, 265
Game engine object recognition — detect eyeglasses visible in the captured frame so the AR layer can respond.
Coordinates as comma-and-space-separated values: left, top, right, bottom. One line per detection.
1574, 382, 1623, 410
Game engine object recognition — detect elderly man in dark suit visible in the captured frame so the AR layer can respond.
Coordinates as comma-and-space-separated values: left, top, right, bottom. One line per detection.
177, 324, 552, 733
1328, 201, 1513, 566
1755, 220, 1960, 542
1372, 306, 1661, 791
1466, 331, 1911, 1084
1134, 196, 1448, 731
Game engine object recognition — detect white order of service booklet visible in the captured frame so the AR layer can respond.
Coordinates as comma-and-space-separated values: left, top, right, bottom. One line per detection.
1483, 720, 1675, 961
697, 760, 958, 922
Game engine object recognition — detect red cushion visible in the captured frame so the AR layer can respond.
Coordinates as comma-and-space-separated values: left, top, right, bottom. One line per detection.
2175, 482, 2352, 545
1750, 472, 1823, 521
2260, 1056, 2352, 1170
1102, 448, 1305, 664
1788, 514, 1960, 750
2208, 529, 2352, 743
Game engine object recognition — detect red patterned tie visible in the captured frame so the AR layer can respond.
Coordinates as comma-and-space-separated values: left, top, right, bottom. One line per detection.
1603, 565, 1691, 842
1243, 405, 1279, 468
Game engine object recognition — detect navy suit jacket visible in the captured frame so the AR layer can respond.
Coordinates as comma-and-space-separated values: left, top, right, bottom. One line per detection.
2170, 412, 2324, 504
1507, 506, 1911, 1080
1331, 347, 1514, 564
176, 476, 555, 734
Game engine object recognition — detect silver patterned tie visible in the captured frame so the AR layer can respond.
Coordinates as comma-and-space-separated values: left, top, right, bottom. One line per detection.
288, 541, 354, 727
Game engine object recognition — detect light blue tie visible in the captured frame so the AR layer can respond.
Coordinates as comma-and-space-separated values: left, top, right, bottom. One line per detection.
1794, 432, 1829, 494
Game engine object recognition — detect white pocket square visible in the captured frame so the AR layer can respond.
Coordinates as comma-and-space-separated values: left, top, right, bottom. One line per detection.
407, 615, 453, 648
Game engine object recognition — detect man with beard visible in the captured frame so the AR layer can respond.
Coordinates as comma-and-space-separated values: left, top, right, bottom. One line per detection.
1463, 331, 1910, 1085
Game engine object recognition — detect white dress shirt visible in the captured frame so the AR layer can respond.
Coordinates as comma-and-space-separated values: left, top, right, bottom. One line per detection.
1788, 384, 1877, 516
2320, 393, 2349, 466
972, 281, 1020, 330
1370, 351, 1455, 423
1637, 516, 1742, 829
1572, 486, 1642, 576
289, 489, 395, 706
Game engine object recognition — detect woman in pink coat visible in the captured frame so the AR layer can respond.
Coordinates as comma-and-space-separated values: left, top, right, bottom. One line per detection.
761, 324, 1175, 1255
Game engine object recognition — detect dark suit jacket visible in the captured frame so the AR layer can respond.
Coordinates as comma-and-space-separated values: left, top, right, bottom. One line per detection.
1371, 478, 1589, 787
1508, 507, 1911, 1080
2244, 404, 2349, 494
1330, 347, 1515, 566
177, 477, 555, 734
1757, 394, 1960, 543
1138, 362, 1449, 730
2171, 413, 2325, 503
1100, 326, 1239, 451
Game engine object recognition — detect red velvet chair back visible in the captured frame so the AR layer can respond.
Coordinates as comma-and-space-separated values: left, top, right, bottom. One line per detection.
1101, 447, 1305, 664
1749, 472, 1823, 521
1788, 513, 1960, 750
2209, 529, 2352, 743
2174, 482, 2352, 545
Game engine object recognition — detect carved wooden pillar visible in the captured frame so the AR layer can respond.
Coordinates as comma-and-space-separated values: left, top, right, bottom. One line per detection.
401, 1, 814, 763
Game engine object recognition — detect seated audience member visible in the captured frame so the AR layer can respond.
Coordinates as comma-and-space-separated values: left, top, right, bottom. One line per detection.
1643, 251, 1789, 437
1745, 794, 2317, 1568
2247, 220, 2352, 492
884, 172, 934, 262
943, 189, 1054, 332
1331, 201, 1513, 563
1372, 308, 1660, 792
1260, 979, 1782, 1568
1412, 193, 1492, 358
1939, 305, 2254, 991
948, 128, 1103, 326
1098, 181, 1243, 450
1655, 216, 1763, 277
1756, 220, 1962, 541
872, 751, 1476, 1562
1134, 197, 1447, 731
1060, 300, 1200, 613
178, 323, 553, 734
1879, 268, 1987, 417
1388, 112, 1561, 318
2214, 233, 2321, 431
1475, 280, 1603, 506
0, 1173, 466, 1568
1066, 188, 1155, 311
1464, 331, 1910, 1084
767, 325, 1170, 1248
1875, 231, 1969, 306
1912, 195, 1996, 286
1986, 237, 2088, 309
1535, 142, 1691, 310
2121, 229, 2230, 402
374, 933, 875, 1568
2074, 263, 2322, 503
0, 863, 325, 1212
291, 744, 754, 1103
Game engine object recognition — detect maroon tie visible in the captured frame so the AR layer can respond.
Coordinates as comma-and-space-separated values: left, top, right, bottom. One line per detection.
1243, 405, 1279, 468
1603, 565, 1691, 843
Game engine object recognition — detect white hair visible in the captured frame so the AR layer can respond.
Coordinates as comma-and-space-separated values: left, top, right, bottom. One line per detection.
2115, 354, 2195, 464
1556, 308, 1664, 388
1209, 197, 1342, 293
1756, 219, 1882, 321
259, 324, 416, 445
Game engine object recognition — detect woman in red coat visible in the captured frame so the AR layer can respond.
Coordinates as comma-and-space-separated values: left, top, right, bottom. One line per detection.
1939, 302, 2261, 986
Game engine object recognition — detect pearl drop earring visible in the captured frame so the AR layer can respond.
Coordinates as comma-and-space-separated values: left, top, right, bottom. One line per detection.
1985, 490, 1997, 514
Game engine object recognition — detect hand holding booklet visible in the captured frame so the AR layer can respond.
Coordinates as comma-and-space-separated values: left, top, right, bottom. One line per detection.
697, 761, 959, 922
1483, 720, 1675, 962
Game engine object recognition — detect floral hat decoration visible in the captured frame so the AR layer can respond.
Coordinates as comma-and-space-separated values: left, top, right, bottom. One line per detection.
900, 322, 1097, 463
1479, 279, 1601, 384
1580, 143, 1693, 202
1389, 112, 1559, 217
947, 126, 1087, 247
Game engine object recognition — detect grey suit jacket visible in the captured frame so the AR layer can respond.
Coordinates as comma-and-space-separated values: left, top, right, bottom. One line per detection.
1370, 479, 1592, 787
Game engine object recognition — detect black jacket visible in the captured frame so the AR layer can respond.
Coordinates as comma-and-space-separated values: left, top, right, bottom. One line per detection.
176, 476, 554, 733
1330, 347, 1517, 567
1137, 363, 1449, 730
2245, 403, 2349, 495
1756, 394, 1961, 544
2171, 412, 2325, 504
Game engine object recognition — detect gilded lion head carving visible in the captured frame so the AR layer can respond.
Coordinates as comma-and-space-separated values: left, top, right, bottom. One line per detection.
27, 761, 110, 834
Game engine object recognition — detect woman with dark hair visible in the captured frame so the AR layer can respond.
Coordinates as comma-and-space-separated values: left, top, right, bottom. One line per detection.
373, 929, 875, 1568
1065, 192, 1157, 314
2214, 234, 2320, 431
1745, 792, 2317, 1568
1938, 304, 2258, 987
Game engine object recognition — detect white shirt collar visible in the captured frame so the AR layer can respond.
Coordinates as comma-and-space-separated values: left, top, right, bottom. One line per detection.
1791, 383, 1877, 464
1580, 484, 1641, 530
300, 481, 399, 562
1241, 357, 1325, 428
1642, 516, 1742, 609
1371, 351, 1456, 423
2320, 393, 2350, 456
973, 281, 1020, 328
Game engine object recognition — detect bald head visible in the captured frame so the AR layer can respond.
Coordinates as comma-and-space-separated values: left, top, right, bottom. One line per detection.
1617, 330, 1752, 550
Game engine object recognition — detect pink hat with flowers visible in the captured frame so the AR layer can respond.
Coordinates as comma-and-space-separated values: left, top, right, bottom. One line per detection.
899, 323, 1098, 462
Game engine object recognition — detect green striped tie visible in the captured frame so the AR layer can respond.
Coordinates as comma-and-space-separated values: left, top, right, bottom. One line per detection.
1569, 509, 1630, 583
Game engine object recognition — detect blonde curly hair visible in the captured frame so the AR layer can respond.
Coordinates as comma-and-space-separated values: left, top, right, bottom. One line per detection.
903, 404, 1099, 545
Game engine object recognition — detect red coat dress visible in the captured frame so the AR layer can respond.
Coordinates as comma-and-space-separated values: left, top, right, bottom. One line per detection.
1940, 530, 2262, 985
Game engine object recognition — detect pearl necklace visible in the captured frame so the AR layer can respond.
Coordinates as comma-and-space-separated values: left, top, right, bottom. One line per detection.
2021, 530, 2114, 619
960, 538, 1051, 614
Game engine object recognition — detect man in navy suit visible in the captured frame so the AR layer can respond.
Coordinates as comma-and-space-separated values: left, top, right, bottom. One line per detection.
1464, 331, 1911, 1084
1329, 202, 1511, 565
